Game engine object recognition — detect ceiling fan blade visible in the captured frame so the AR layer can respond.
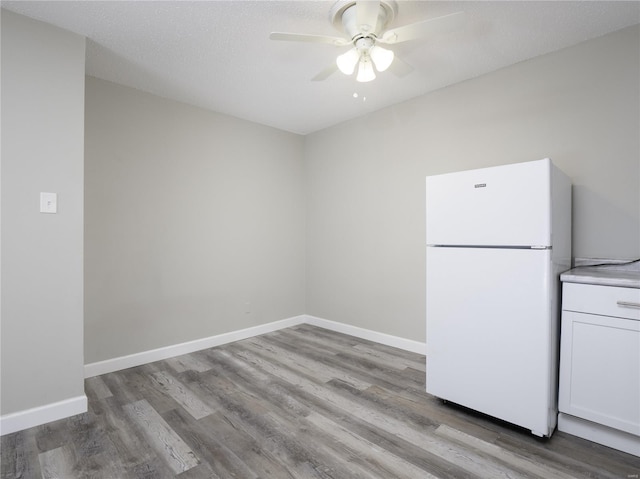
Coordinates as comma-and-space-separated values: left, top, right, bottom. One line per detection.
270, 32, 350, 46
312, 63, 339, 81
356, 0, 381, 33
388, 56, 413, 78
380, 11, 465, 44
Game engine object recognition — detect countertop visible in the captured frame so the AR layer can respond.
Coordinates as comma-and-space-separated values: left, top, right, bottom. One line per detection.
561, 261, 640, 289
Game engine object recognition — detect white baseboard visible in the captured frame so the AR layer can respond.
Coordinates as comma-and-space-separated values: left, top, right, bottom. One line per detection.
558, 412, 640, 457
0, 395, 87, 436
86, 314, 425, 378
84, 315, 307, 378
304, 315, 426, 355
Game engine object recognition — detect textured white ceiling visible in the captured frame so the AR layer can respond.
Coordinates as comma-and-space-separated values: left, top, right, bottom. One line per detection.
3, 1, 639, 135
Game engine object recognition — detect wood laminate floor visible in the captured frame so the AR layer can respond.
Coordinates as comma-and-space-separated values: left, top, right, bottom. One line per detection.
2, 324, 639, 478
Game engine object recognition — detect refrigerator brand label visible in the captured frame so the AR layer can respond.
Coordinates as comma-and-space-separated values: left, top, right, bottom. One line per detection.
474, 183, 486, 188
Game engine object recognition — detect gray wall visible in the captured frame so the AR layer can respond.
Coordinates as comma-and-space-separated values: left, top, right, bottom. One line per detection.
1, 11, 86, 414
305, 25, 640, 342
6, 11, 637, 392
84, 77, 306, 363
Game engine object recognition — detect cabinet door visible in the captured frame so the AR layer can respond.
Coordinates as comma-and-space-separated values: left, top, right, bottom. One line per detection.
559, 311, 640, 436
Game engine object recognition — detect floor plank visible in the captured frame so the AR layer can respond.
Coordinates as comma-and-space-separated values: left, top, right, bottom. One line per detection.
38, 446, 76, 479
2, 324, 639, 479
149, 371, 215, 420
123, 400, 199, 474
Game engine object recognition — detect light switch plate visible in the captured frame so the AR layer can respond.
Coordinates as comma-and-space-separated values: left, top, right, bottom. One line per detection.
40, 192, 57, 213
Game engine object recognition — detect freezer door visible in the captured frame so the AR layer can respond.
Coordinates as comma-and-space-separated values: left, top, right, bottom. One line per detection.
426, 159, 552, 247
426, 246, 556, 436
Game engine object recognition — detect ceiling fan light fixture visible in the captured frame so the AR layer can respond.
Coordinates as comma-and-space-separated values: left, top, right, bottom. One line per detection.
336, 47, 360, 75
356, 56, 376, 82
369, 45, 394, 72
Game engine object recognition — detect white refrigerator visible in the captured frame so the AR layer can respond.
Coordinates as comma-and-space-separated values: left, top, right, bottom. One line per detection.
425, 158, 571, 437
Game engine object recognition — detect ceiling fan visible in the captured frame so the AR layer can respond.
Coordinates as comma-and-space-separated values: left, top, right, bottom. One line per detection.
270, 0, 464, 82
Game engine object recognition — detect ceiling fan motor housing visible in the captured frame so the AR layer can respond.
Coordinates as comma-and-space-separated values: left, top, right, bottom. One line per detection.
330, 0, 398, 39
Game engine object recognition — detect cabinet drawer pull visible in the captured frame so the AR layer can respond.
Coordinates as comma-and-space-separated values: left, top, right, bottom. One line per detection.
617, 301, 640, 309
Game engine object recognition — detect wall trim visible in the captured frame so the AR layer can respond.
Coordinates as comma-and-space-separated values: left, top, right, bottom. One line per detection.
558, 412, 640, 457
84, 315, 307, 378
304, 315, 427, 355
0, 395, 87, 436
85, 314, 426, 379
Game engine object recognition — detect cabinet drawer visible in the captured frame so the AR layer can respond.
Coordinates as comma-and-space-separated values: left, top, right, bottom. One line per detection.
563, 283, 640, 320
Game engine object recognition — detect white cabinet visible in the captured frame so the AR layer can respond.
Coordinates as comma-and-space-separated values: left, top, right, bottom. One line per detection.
558, 281, 640, 456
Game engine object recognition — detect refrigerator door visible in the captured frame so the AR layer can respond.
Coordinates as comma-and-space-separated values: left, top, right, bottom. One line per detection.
426, 159, 552, 247
426, 246, 556, 436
